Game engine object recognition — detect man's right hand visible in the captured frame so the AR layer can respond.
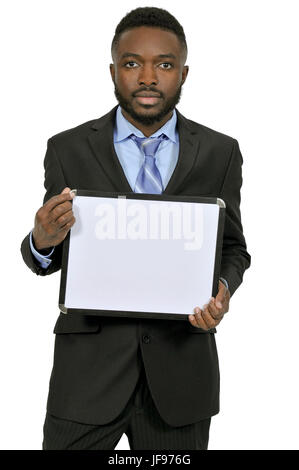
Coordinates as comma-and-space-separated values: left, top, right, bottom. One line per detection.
32, 187, 76, 251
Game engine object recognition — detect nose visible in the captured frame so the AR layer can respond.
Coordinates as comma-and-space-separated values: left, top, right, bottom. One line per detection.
138, 64, 158, 87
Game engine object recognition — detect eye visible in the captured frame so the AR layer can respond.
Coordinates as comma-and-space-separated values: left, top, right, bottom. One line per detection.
159, 63, 173, 69
124, 61, 139, 68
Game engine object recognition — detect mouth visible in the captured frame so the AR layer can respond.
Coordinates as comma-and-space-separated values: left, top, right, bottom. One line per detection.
134, 92, 162, 106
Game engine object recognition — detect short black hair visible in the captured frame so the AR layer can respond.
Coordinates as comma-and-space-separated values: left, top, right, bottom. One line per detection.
111, 7, 187, 59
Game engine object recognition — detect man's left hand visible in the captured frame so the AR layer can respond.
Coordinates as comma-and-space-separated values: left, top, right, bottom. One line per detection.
188, 280, 230, 330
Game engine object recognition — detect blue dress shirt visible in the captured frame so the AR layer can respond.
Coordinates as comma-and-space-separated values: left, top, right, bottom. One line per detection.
114, 105, 179, 191
29, 231, 54, 269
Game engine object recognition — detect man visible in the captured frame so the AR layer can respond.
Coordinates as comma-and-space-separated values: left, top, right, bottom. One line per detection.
21, 7, 251, 450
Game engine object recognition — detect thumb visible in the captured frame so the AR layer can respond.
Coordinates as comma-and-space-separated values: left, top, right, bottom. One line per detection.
61, 187, 71, 194
215, 296, 223, 309
216, 285, 226, 309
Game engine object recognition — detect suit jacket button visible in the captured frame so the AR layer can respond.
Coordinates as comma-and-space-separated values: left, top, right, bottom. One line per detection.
142, 335, 151, 344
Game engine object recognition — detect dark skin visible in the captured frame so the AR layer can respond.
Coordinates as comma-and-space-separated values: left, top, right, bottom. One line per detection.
110, 26, 188, 137
32, 187, 76, 253
32, 26, 230, 328
189, 281, 230, 330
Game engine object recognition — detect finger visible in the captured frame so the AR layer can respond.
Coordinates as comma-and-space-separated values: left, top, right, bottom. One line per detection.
43, 188, 75, 212
50, 201, 74, 222
55, 209, 75, 230
59, 215, 76, 232
53, 221, 75, 243
191, 307, 210, 330
207, 298, 222, 320
189, 309, 204, 329
189, 314, 200, 328
201, 304, 217, 329
61, 187, 71, 194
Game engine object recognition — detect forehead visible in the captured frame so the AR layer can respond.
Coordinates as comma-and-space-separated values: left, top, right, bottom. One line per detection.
115, 26, 182, 59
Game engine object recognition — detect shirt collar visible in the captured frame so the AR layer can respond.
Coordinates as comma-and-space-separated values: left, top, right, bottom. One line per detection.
114, 105, 178, 144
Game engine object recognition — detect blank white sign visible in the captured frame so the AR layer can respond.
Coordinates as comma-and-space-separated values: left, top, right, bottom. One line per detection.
63, 195, 221, 316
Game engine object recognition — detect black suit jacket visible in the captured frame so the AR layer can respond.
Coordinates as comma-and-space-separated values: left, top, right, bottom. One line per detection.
21, 106, 251, 426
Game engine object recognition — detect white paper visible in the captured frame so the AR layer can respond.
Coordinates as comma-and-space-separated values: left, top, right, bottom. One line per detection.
64, 196, 220, 315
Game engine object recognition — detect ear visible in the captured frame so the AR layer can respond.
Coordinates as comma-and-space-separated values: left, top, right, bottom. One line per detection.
109, 63, 115, 83
181, 65, 189, 86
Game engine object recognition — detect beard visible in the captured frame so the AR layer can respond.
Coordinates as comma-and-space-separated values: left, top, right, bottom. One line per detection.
114, 84, 183, 126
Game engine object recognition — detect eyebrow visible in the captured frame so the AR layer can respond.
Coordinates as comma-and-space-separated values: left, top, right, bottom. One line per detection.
120, 52, 177, 60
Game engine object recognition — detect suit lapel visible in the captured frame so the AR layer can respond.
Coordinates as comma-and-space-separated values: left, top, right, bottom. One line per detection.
164, 109, 201, 194
87, 106, 201, 195
88, 106, 132, 192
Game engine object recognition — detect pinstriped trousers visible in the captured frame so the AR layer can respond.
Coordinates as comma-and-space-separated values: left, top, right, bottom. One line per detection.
42, 365, 211, 450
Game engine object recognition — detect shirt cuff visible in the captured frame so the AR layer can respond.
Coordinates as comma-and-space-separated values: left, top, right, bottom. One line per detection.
29, 230, 54, 269
219, 277, 229, 291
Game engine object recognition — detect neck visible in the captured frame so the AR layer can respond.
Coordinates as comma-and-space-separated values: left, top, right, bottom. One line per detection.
121, 109, 173, 137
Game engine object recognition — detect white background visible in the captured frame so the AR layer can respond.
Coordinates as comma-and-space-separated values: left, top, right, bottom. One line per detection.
1, 0, 298, 450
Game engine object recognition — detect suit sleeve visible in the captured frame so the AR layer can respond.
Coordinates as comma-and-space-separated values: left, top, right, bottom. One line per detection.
219, 139, 251, 296
20, 138, 66, 276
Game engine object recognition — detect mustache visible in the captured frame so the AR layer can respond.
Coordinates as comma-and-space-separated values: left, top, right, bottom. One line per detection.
132, 87, 164, 98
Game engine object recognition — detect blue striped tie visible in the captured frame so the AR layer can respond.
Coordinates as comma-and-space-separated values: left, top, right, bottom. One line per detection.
131, 134, 167, 194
